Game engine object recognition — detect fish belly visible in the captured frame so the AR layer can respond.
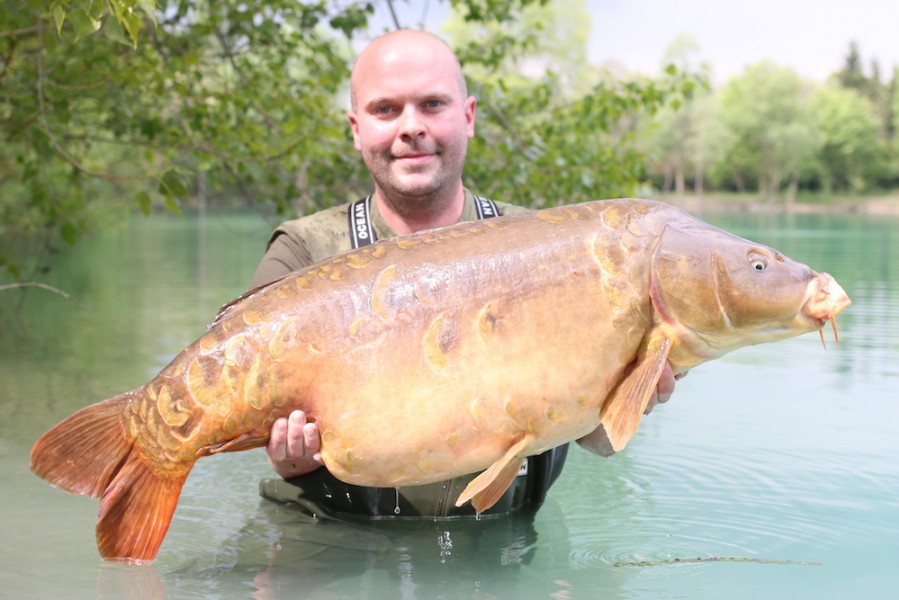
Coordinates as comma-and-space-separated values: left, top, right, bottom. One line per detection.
295, 244, 646, 486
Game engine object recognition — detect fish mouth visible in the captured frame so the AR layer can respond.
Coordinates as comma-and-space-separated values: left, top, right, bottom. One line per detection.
801, 273, 851, 346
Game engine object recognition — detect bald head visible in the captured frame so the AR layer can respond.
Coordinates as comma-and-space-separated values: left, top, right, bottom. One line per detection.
346, 28, 476, 225
350, 30, 468, 111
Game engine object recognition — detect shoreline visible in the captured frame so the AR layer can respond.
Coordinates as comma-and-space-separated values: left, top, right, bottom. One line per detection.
657, 192, 899, 215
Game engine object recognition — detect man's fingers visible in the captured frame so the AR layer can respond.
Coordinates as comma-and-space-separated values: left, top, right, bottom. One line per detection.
657, 364, 677, 403
268, 417, 289, 461
303, 422, 320, 451
645, 363, 678, 415
266, 410, 326, 477
285, 410, 308, 459
303, 422, 323, 464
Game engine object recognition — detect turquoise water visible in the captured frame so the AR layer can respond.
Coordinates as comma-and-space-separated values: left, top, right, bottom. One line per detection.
0, 207, 896, 599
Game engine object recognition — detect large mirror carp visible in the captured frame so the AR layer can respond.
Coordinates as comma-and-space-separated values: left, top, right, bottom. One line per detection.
30, 199, 850, 562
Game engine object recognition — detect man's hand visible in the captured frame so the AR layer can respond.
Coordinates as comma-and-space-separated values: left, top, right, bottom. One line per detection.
266, 410, 325, 479
648, 361, 679, 413
577, 362, 686, 457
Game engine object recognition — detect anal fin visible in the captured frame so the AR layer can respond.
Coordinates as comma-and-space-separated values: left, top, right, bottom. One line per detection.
455, 435, 533, 513
600, 337, 672, 453
196, 431, 269, 456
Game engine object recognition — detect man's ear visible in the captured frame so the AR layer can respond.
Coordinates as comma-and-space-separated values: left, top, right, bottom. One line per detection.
347, 111, 363, 151
465, 96, 476, 139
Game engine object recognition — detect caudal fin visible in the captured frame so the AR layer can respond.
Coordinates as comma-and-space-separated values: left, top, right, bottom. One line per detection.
30, 390, 190, 563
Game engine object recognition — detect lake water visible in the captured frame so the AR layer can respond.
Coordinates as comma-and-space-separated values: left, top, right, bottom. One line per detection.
1, 206, 896, 599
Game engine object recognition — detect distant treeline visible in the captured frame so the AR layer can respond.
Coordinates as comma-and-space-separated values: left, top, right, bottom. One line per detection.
645, 42, 899, 204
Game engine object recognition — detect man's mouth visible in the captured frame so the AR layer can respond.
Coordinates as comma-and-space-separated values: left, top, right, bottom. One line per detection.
392, 153, 436, 169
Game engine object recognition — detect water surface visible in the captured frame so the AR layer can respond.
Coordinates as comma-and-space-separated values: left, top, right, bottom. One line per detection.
0, 207, 895, 599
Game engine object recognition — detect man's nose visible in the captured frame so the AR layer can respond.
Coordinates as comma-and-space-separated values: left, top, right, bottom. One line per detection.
398, 107, 426, 139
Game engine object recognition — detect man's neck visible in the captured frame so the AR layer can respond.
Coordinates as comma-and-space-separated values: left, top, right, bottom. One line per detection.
373, 187, 466, 235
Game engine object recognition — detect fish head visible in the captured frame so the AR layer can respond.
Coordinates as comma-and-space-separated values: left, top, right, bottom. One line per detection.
650, 223, 851, 369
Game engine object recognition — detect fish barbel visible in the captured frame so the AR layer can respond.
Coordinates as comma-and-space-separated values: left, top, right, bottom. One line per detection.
30, 199, 851, 562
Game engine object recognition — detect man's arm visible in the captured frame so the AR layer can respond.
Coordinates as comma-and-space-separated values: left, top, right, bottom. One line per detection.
250, 231, 314, 289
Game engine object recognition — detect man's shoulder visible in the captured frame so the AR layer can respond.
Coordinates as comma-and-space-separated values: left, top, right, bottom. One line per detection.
274, 202, 353, 239
264, 201, 358, 269
493, 199, 533, 217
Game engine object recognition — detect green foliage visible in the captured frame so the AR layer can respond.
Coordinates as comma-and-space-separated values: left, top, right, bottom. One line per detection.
47, 0, 156, 46
712, 62, 818, 200
640, 35, 714, 197
809, 85, 886, 192
892, 67, 899, 171
1, 0, 699, 284
2, 1, 367, 280
450, 0, 550, 23
445, 0, 702, 205
467, 72, 697, 205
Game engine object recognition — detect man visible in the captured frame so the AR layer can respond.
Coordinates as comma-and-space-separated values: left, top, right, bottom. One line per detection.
252, 29, 677, 518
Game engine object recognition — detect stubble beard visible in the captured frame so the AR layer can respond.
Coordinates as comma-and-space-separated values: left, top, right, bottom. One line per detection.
367, 145, 467, 216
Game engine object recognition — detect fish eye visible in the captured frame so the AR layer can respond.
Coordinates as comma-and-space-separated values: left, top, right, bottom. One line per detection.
750, 256, 768, 271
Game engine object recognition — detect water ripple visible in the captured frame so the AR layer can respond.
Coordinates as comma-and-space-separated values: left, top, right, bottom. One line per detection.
557, 429, 899, 574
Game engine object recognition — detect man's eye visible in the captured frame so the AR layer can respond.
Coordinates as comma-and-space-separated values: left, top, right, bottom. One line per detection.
425, 100, 443, 109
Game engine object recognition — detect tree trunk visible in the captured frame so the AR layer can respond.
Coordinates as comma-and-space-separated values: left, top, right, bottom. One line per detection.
674, 162, 685, 199
785, 172, 799, 212
766, 166, 782, 204
694, 162, 705, 204
662, 160, 673, 194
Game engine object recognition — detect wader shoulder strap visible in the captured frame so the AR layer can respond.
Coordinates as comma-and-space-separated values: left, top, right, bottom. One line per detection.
349, 195, 500, 250
348, 196, 375, 249
474, 195, 500, 220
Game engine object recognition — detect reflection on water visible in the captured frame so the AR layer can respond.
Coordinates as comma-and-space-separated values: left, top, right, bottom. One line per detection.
1, 208, 897, 599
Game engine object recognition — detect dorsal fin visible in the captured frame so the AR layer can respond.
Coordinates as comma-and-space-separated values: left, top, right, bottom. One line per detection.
207, 275, 291, 330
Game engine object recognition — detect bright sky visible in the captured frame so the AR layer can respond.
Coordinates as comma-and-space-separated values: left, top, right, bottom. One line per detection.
587, 0, 899, 83
377, 0, 899, 85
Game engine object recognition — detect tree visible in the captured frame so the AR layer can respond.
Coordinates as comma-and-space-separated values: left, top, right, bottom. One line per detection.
642, 35, 712, 199
835, 41, 867, 92
810, 84, 886, 193
891, 67, 899, 179
712, 61, 818, 204
834, 41, 894, 149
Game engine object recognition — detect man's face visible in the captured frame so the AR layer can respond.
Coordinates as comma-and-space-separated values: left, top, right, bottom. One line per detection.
347, 40, 476, 204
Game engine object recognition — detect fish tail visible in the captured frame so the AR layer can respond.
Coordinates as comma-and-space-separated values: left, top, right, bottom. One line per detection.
30, 390, 190, 563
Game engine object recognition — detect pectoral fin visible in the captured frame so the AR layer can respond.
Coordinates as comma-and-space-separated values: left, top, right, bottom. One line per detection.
600, 337, 672, 453
455, 435, 533, 513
